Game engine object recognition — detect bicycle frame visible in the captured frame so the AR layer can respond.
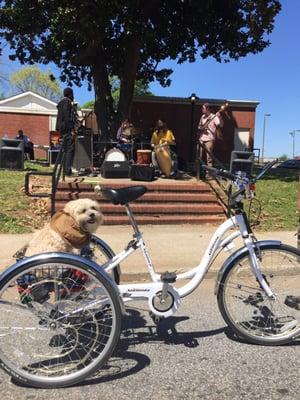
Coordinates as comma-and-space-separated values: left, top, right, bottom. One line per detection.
100, 204, 275, 318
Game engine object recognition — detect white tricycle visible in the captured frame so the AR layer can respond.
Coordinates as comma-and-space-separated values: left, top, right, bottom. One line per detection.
0, 161, 299, 388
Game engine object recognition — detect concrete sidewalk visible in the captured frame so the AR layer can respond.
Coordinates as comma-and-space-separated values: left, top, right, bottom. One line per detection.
0, 225, 297, 281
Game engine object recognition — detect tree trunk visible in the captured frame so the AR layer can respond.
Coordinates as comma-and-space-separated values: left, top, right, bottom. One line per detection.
91, 57, 115, 141
113, 38, 141, 135
92, 38, 141, 140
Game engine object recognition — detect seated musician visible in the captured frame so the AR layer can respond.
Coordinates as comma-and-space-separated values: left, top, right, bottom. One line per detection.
151, 119, 178, 177
116, 118, 134, 160
116, 119, 132, 143
16, 129, 35, 160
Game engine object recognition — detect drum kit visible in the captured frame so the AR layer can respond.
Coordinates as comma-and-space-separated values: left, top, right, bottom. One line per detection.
99, 127, 172, 177
102, 127, 150, 165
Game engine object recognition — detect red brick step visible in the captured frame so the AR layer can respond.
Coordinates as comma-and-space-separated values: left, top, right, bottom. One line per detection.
101, 214, 225, 225
56, 181, 211, 192
54, 191, 217, 203
53, 178, 225, 225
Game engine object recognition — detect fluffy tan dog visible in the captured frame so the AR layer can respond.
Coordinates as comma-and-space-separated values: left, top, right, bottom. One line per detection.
25, 198, 104, 256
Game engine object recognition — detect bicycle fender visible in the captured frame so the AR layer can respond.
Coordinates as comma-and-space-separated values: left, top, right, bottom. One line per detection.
90, 234, 122, 278
0, 252, 124, 311
214, 240, 281, 295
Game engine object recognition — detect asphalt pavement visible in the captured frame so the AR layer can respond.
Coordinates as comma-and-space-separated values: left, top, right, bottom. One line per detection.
0, 279, 299, 399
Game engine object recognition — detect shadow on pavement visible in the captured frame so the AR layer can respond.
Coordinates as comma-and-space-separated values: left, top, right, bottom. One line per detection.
11, 307, 225, 389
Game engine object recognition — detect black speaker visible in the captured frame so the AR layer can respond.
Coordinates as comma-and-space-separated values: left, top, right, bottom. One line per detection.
101, 161, 130, 178
0, 138, 24, 170
73, 131, 92, 171
230, 150, 254, 176
130, 164, 155, 181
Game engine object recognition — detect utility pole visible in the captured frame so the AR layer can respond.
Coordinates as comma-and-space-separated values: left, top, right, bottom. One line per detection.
289, 130, 300, 158
261, 113, 271, 164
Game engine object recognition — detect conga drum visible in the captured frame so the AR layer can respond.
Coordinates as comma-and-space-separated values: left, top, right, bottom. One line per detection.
155, 144, 172, 177
137, 149, 152, 165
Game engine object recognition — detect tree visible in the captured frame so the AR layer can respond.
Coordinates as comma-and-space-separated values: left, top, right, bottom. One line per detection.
278, 154, 288, 161
81, 100, 95, 110
10, 66, 62, 102
81, 76, 153, 109
0, 0, 281, 139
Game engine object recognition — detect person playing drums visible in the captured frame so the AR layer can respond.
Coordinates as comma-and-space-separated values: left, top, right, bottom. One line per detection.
151, 119, 178, 177
116, 118, 135, 161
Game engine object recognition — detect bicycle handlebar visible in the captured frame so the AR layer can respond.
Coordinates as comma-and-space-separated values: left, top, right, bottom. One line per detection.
201, 159, 278, 184
201, 159, 278, 207
201, 164, 236, 181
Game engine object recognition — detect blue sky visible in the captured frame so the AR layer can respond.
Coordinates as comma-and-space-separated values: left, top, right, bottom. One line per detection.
1, 0, 299, 158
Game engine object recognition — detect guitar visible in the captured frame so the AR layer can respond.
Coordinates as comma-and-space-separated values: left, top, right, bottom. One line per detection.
198, 102, 229, 140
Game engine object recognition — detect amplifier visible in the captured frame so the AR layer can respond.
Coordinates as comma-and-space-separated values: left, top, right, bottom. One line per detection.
48, 149, 61, 165
101, 161, 130, 178
0, 138, 24, 170
230, 150, 254, 176
73, 132, 92, 171
130, 164, 155, 181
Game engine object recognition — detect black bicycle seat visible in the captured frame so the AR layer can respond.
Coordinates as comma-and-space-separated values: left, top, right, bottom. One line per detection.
101, 185, 147, 205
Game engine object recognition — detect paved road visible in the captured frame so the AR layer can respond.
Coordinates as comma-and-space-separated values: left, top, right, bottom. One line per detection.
0, 279, 299, 400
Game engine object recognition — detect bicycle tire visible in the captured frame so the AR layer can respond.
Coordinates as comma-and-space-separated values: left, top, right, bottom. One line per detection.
0, 253, 122, 388
81, 235, 121, 284
217, 243, 300, 345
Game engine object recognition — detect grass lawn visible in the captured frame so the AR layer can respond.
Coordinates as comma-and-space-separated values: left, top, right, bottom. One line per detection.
0, 162, 298, 233
251, 168, 299, 231
0, 161, 53, 233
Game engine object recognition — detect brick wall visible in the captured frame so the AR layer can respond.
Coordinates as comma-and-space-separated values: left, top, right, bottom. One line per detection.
0, 112, 50, 158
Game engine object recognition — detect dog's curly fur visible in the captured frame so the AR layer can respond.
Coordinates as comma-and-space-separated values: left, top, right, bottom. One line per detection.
25, 198, 104, 256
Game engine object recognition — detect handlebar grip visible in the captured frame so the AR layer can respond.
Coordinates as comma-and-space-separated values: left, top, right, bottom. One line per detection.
201, 164, 235, 180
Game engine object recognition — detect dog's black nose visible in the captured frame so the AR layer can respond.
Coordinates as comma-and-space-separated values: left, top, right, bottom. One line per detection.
89, 212, 95, 218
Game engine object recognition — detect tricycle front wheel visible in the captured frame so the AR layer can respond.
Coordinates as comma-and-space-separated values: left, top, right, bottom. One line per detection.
218, 243, 300, 345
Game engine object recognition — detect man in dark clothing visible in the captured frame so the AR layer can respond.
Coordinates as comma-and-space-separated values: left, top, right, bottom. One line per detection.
55, 87, 79, 176
16, 130, 35, 160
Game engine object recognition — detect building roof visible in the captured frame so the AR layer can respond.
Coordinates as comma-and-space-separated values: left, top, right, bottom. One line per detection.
133, 95, 260, 108
0, 91, 58, 115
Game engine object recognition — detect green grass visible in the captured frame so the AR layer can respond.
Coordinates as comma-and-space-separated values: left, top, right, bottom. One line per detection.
0, 161, 53, 233
0, 162, 298, 233
246, 168, 299, 231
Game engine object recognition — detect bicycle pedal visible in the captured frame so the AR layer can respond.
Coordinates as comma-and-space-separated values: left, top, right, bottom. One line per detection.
284, 295, 300, 311
160, 271, 177, 283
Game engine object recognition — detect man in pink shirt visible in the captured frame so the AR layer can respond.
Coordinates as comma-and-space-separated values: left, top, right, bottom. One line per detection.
197, 103, 223, 169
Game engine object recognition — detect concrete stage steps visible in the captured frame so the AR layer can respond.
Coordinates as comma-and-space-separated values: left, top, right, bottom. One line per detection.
54, 179, 225, 225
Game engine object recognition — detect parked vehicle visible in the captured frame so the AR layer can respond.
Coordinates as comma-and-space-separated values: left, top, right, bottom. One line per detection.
277, 159, 300, 169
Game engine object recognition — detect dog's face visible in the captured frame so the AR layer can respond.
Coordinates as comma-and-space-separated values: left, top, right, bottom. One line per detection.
63, 198, 104, 233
